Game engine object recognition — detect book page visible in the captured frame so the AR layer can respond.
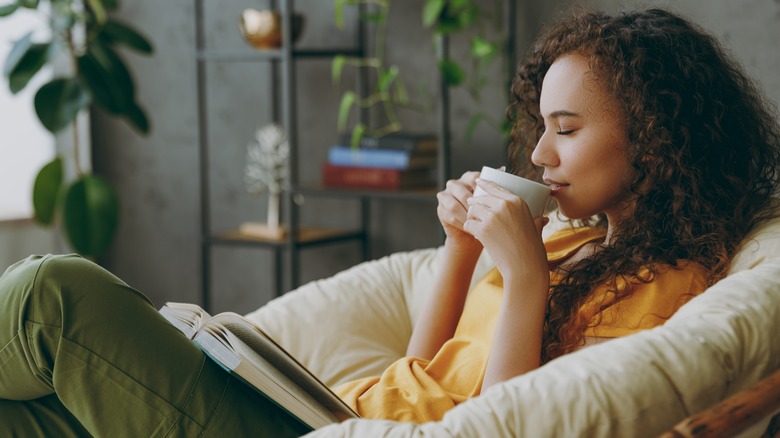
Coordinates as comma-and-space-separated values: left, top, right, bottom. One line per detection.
207, 313, 358, 420
195, 325, 336, 429
159, 302, 212, 339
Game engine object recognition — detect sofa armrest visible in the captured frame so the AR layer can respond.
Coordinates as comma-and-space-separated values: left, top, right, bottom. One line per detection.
660, 368, 780, 438
306, 259, 780, 437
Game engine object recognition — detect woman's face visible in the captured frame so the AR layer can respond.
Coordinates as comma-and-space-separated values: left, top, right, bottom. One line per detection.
531, 53, 636, 224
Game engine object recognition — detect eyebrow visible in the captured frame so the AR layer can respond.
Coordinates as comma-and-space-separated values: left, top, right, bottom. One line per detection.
546, 110, 581, 119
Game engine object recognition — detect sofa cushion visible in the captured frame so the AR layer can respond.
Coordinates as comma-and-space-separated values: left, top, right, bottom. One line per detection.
308, 258, 780, 437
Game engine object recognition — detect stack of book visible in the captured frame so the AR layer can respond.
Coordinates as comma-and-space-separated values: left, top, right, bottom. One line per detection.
322, 133, 438, 191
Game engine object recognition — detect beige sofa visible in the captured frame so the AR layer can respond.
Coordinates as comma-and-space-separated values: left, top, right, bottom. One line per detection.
245, 214, 780, 437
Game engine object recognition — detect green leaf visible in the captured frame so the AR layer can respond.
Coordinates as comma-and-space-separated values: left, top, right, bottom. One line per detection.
7, 42, 52, 94
34, 78, 90, 132
438, 59, 464, 86
349, 123, 366, 148
102, 0, 119, 10
378, 65, 398, 92
435, 15, 464, 34
334, 0, 346, 29
423, 0, 445, 28
85, 0, 107, 25
3, 32, 33, 78
77, 45, 134, 114
18, 0, 38, 9
126, 102, 150, 134
450, 0, 470, 9
500, 119, 513, 139
101, 20, 153, 54
471, 36, 496, 58
393, 76, 409, 105
457, 5, 478, 28
0, 3, 19, 16
62, 175, 120, 258
359, 12, 385, 23
331, 55, 345, 85
32, 157, 63, 225
337, 91, 357, 132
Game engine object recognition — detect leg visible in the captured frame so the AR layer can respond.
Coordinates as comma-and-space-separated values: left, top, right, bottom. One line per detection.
0, 395, 91, 438
0, 254, 310, 437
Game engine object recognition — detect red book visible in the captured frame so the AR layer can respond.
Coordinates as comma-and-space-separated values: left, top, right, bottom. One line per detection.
322, 163, 435, 190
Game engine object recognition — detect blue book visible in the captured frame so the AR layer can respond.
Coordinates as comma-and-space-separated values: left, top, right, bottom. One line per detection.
328, 146, 437, 169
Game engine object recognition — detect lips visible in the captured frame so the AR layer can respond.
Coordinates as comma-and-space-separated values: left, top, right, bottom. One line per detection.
543, 178, 569, 194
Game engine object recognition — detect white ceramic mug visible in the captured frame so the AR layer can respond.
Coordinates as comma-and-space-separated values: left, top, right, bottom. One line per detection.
473, 166, 550, 217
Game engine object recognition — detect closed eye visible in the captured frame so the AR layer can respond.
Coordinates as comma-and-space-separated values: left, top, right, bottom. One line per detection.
556, 130, 574, 135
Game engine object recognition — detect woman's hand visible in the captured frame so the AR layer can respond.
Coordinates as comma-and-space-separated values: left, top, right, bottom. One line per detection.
468, 178, 551, 390
408, 171, 487, 360
436, 171, 483, 255
463, 178, 549, 285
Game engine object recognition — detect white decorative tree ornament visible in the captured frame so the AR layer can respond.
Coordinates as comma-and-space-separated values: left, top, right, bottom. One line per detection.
242, 124, 290, 238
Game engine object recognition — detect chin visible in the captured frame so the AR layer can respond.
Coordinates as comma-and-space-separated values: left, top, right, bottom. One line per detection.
555, 202, 598, 222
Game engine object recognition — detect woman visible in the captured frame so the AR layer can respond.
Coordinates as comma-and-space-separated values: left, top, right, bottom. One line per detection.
334, 7, 779, 423
1, 7, 778, 437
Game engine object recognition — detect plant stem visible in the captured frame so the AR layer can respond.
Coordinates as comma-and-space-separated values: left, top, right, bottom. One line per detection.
374, 3, 388, 68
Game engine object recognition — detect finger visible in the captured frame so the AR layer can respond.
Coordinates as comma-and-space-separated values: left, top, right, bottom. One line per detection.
475, 178, 514, 200
461, 171, 479, 187
446, 179, 477, 206
436, 180, 472, 216
462, 217, 480, 238
438, 191, 469, 224
534, 216, 550, 235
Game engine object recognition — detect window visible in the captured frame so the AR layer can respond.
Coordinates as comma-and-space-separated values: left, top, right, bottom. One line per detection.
0, 8, 54, 221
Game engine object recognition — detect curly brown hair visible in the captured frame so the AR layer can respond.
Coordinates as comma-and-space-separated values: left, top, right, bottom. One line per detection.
506, 8, 780, 362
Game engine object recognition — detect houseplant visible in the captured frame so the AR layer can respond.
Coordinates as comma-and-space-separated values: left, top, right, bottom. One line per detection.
1, 0, 153, 258
331, 0, 510, 145
424, 0, 512, 141
332, 0, 416, 146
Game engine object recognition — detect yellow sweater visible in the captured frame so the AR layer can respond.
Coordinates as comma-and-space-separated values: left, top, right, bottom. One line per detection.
334, 227, 708, 423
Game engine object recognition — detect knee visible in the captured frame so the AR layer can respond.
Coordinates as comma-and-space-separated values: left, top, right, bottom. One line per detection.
2, 254, 93, 285
3, 253, 151, 309
33, 254, 141, 304
35, 254, 104, 284
0, 255, 62, 302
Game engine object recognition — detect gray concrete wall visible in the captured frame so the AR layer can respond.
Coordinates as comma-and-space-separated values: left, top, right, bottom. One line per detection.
91, 0, 780, 314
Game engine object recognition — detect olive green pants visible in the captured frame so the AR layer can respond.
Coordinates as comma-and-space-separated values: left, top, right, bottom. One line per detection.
0, 254, 310, 437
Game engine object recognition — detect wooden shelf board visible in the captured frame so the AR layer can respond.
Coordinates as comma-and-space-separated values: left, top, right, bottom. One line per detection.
295, 185, 439, 201
198, 48, 362, 62
212, 227, 362, 246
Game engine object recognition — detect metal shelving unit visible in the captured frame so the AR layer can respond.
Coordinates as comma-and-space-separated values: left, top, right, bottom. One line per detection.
193, 0, 523, 311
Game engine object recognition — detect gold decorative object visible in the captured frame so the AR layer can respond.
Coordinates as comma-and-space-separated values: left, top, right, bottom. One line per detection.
238, 9, 304, 50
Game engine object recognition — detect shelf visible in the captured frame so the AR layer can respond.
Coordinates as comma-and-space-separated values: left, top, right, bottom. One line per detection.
197, 47, 363, 62
296, 185, 439, 202
210, 227, 365, 248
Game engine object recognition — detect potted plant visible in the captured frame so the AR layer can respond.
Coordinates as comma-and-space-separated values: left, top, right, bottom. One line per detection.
424, 0, 512, 141
332, 0, 413, 146
1, 0, 153, 258
331, 0, 511, 145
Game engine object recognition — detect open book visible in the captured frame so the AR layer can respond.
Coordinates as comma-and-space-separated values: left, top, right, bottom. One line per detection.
159, 302, 359, 430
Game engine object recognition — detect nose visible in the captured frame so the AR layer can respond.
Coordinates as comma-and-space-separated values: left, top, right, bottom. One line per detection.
531, 131, 558, 168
